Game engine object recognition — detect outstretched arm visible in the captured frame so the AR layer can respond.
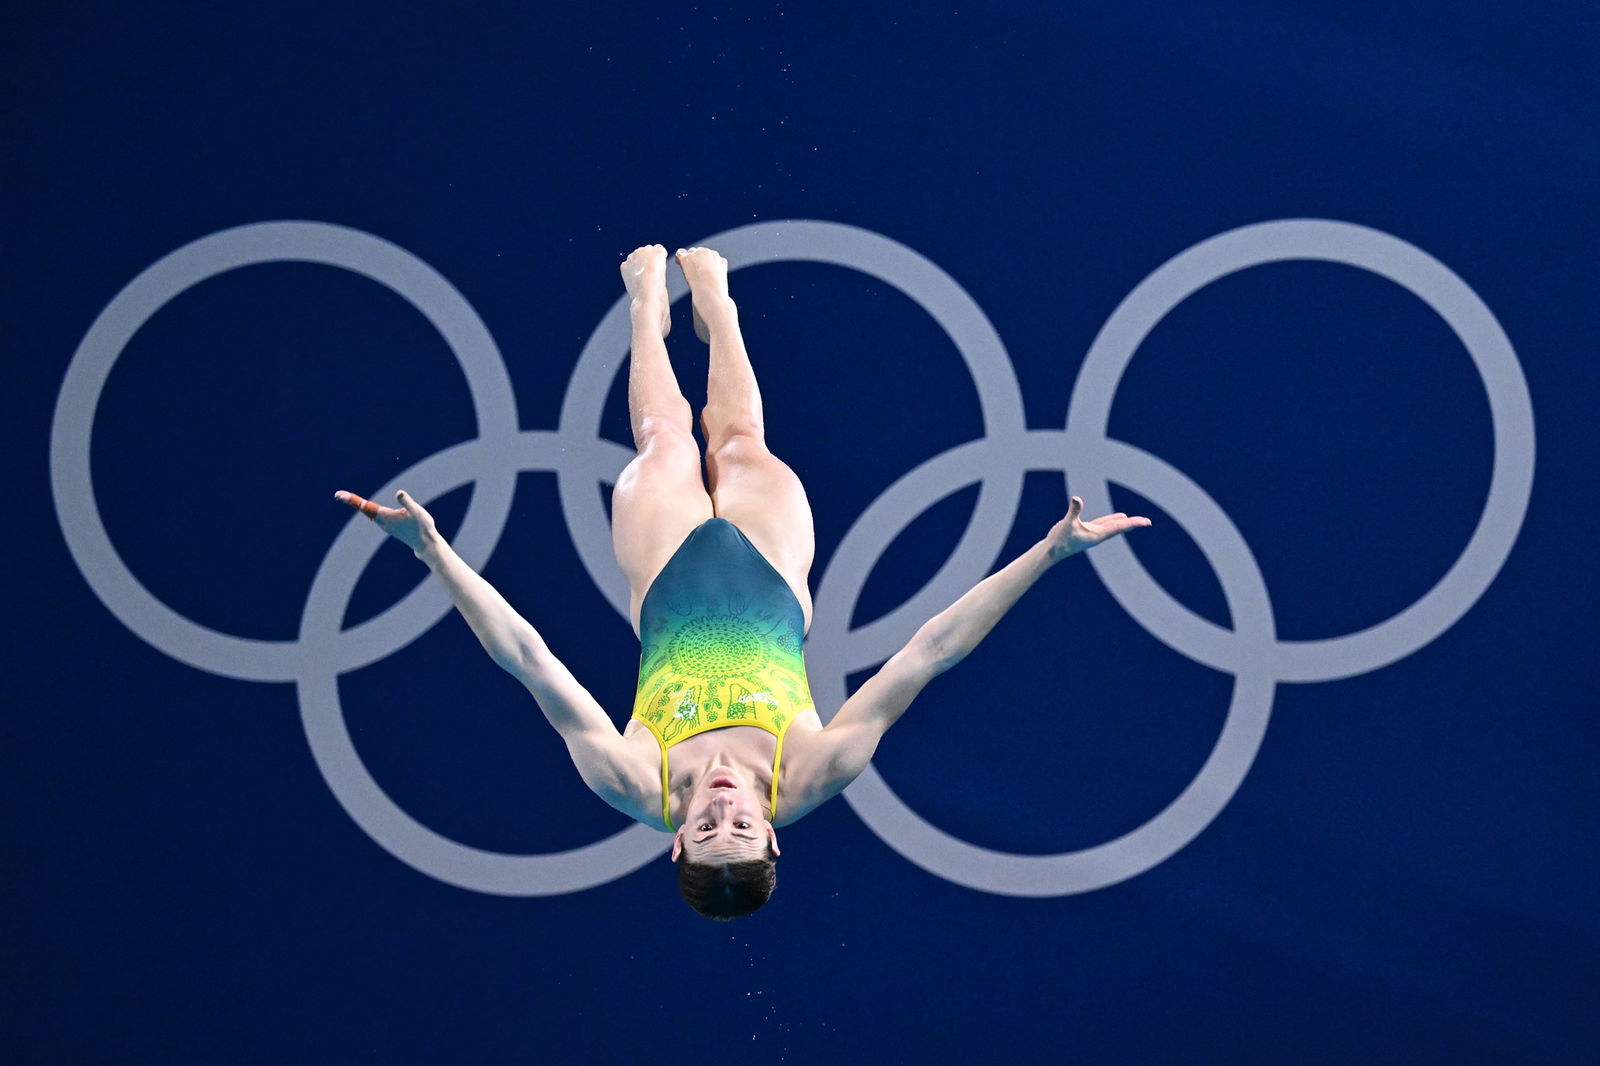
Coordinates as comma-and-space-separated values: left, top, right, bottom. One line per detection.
333, 490, 626, 763
916, 496, 1151, 670
811, 497, 1150, 786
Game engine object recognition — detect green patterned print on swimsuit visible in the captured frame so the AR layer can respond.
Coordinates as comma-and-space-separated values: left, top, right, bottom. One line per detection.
633, 608, 810, 743
630, 518, 814, 746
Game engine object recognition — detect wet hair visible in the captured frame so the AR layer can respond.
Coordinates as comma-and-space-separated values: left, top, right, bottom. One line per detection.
678, 856, 776, 920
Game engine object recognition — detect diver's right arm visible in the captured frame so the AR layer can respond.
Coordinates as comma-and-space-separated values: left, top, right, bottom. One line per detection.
788, 496, 1153, 814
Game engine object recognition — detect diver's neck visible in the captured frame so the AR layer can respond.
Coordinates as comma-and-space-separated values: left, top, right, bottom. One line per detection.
671, 748, 774, 823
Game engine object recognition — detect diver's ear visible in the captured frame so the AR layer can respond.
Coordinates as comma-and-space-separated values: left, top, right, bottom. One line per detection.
671, 828, 684, 863
766, 825, 780, 858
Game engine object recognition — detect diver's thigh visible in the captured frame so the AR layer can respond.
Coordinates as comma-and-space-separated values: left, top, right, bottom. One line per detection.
706, 437, 815, 625
613, 431, 714, 629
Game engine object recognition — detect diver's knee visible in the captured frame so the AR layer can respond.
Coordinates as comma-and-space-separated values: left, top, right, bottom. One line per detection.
636, 413, 699, 455
709, 427, 769, 469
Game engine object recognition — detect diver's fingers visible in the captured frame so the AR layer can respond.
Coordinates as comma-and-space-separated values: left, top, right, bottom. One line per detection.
334, 490, 383, 520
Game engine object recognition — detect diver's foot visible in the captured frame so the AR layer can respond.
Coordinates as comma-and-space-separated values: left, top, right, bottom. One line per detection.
621, 244, 671, 337
675, 246, 734, 343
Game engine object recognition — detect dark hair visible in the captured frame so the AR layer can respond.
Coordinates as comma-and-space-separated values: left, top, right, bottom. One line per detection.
677, 857, 777, 920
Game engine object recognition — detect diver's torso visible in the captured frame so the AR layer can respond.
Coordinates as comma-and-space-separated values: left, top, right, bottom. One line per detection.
624, 517, 824, 828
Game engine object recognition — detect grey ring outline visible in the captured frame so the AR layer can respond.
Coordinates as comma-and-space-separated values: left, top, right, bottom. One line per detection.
48, 218, 1532, 897
812, 431, 1280, 896
1065, 219, 1535, 682
554, 221, 1031, 645
49, 221, 523, 680
829, 219, 1533, 895
48, 221, 668, 893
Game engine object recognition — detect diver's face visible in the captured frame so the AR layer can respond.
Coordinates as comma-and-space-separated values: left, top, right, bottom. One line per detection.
672, 766, 779, 865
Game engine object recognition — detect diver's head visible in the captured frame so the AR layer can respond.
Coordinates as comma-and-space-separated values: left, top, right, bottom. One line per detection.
672, 765, 780, 920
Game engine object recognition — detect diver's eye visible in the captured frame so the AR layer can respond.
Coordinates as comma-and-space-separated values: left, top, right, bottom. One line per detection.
698, 823, 713, 832
736, 821, 751, 829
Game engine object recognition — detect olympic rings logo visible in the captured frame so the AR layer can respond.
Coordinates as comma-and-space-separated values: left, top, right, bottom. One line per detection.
50, 219, 1535, 897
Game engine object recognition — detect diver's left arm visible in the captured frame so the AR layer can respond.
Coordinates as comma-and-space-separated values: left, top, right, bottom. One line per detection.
334, 487, 643, 807
810, 497, 1150, 783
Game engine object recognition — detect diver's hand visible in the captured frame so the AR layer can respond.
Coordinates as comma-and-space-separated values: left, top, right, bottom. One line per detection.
1046, 495, 1151, 561
334, 489, 440, 556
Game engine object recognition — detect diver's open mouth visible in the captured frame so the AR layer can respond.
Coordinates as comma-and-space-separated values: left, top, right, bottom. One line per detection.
707, 773, 739, 790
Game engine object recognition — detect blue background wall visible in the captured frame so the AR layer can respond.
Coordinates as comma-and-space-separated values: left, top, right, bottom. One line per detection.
7, 2, 1597, 1062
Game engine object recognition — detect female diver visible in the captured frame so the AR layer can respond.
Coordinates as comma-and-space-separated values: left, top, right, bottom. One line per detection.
335, 244, 1150, 919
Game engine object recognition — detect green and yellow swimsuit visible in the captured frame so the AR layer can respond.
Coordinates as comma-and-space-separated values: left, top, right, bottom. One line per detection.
630, 518, 814, 830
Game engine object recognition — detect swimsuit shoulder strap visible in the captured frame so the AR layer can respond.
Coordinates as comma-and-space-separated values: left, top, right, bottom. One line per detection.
769, 726, 786, 823
659, 740, 674, 832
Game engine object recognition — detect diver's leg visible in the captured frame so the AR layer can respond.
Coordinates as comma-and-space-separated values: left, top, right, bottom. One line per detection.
675, 247, 814, 629
614, 245, 714, 634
